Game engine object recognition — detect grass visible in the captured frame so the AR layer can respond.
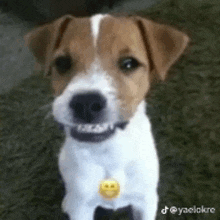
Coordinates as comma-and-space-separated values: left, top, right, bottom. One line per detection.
1, 0, 220, 219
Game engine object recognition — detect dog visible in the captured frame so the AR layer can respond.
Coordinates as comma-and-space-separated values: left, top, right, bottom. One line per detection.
25, 14, 189, 220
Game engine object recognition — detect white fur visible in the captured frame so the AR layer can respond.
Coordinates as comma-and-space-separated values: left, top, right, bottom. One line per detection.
90, 14, 108, 47
53, 59, 119, 126
59, 101, 159, 219
57, 101, 159, 220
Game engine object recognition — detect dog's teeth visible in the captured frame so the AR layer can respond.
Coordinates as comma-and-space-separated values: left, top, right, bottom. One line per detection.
75, 123, 116, 133
93, 124, 107, 133
109, 124, 114, 130
77, 124, 88, 133
93, 125, 101, 133
77, 124, 82, 132
83, 124, 93, 133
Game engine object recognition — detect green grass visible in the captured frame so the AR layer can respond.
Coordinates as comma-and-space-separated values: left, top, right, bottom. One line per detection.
1, 0, 220, 219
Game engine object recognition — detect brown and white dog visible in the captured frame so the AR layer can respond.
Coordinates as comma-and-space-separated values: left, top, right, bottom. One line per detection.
25, 14, 189, 220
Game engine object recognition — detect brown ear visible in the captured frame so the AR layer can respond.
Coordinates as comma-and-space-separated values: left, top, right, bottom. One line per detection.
24, 15, 74, 75
134, 17, 189, 81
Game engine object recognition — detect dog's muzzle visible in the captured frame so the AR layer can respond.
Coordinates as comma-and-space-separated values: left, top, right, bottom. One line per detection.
57, 92, 128, 142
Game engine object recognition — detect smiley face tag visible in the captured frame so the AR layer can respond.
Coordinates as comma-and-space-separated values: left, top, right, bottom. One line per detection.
99, 179, 120, 200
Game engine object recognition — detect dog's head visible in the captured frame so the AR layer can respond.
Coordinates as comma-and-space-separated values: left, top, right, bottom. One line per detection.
25, 14, 189, 142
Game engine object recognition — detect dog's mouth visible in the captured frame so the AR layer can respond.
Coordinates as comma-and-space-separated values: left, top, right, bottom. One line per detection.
57, 121, 128, 142
71, 122, 128, 142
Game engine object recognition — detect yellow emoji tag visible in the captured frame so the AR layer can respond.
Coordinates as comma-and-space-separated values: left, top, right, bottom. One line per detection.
99, 179, 120, 200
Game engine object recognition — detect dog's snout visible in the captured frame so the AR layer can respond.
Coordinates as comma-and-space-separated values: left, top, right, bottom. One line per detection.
69, 92, 107, 123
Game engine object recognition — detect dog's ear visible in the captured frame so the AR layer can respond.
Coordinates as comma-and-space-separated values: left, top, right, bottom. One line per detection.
134, 17, 189, 81
24, 15, 74, 76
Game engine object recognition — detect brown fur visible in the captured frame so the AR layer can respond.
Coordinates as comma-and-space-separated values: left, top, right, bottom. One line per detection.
25, 14, 189, 119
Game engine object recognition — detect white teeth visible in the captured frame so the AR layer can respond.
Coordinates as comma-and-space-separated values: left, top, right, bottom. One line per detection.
109, 123, 114, 130
75, 123, 115, 133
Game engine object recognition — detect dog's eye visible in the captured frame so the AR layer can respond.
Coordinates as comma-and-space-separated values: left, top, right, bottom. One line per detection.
54, 56, 72, 74
118, 57, 140, 73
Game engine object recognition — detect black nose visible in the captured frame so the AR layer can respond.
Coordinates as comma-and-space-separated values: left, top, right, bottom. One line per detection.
69, 92, 107, 123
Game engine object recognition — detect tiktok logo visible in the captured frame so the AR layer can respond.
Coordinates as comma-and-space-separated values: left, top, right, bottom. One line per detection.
161, 206, 169, 214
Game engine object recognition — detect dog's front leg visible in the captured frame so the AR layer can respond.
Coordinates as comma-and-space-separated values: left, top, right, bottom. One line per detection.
62, 195, 97, 220
60, 160, 104, 220
132, 190, 158, 220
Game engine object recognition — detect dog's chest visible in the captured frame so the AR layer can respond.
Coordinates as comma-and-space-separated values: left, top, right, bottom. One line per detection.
60, 138, 139, 177
59, 140, 147, 202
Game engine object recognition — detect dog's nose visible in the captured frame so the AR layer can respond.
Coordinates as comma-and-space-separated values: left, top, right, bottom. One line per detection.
69, 92, 107, 123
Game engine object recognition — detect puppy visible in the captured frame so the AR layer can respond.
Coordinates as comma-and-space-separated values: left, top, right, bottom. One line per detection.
25, 14, 189, 220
